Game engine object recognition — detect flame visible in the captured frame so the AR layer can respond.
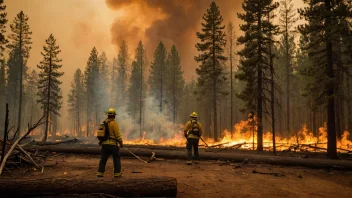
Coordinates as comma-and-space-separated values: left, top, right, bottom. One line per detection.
44, 118, 351, 153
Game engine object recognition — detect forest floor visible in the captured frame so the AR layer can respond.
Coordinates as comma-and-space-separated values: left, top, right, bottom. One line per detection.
2, 153, 352, 198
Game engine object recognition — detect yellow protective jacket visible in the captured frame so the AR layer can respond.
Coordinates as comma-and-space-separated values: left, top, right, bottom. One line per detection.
100, 118, 123, 146
184, 119, 203, 139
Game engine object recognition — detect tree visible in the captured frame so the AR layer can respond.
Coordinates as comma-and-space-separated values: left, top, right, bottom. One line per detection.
110, 57, 118, 108
7, 11, 32, 137
116, 40, 129, 112
24, 70, 39, 125
267, 10, 280, 155
195, 2, 227, 141
279, 0, 298, 136
128, 41, 147, 137
0, 0, 7, 63
84, 47, 99, 136
148, 41, 167, 113
166, 45, 185, 124
37, 34, 64, 141
0, 0, 6, 128
0, 0, 6, 63
98, 51, 110, 113
237, 0, 279, 151
68, 69, 85, 136
227, 21, 236, 137
0, 62, 5, 131
298, 0, 352, 159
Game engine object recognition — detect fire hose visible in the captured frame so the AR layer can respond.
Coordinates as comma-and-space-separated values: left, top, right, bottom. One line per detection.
200, 136, 209, 147
123, 147, 148, 164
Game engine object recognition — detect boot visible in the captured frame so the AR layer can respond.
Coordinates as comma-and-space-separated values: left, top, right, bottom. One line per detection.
186, 160, 193, 165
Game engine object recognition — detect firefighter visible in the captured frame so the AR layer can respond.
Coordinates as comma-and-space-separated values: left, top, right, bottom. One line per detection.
184, 112, 203, 165
97, 108, 124, 178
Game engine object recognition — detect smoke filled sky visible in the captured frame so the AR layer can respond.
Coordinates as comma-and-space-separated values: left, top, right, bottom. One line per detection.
6, 0, 305, 122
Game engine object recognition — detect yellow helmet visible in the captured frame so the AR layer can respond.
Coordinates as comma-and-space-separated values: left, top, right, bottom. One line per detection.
107, 108, 116, 116
190, 112, 198, 118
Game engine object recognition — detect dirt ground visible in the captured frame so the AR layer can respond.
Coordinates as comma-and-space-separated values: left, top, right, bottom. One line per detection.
3, 153, 352, 198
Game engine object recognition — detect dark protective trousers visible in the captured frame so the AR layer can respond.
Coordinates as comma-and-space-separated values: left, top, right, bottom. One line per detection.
186, 138, 199, 160
98, 144, 121, 174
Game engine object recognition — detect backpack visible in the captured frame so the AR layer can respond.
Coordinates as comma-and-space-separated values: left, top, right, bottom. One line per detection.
97, 120, 112, 144
190, 120, 200, 136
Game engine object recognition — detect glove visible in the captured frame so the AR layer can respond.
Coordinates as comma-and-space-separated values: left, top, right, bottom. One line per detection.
119, 142, 124, 148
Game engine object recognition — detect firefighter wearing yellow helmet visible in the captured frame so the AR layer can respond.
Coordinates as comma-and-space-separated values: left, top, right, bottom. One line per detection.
183, 111, 203, 165
97, 107, 124, 178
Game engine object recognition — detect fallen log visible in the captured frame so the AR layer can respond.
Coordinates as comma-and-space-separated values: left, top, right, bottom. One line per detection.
23, 144, 352, 170
0, 177, 177, 197
32, 138, 79, 146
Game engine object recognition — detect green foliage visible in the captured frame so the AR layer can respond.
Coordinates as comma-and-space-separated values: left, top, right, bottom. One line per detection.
195, 2, 227, 97
67, 69, 85, 134
148, 41, 167, 112
98, 51, 110, 112
7, 11, 32, 62
37, 34, 64, 116
128, 41, 147, 118
236, 0, 279, 114
116, 40, 129, 110
0, 0, 7, 64
298, 0, 352, 108
84, 47, 100, 126
165, 45, 185, 123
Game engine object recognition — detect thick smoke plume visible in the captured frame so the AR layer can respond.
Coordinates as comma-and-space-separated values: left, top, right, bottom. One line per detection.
105, 0, 243, 80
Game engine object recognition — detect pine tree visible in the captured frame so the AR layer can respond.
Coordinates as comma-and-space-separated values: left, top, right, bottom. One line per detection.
110, 57, 118, 108
116, 40, 128, 112
84, 47, 99, 136
166, 45, 185, 124
195, 2, 227, 141
24, 70, 39, 125
128, 41, 147, 137
236, 0, 279, 151
98, 51, 110, 113
0, 61, 5, 131
227, 21, 236, 137
7, 11, 32, 137
279, 0, 298, 137
0, 1, 6, 129
0, 0, 7, 64
68, 69, 84, 136
298, 0, 352, 159
148, 41, 167, 113
37, 34, 64, 141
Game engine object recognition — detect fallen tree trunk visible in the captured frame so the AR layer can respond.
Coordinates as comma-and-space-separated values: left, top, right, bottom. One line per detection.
24, 144, 352, 170
0, 176, 177, 197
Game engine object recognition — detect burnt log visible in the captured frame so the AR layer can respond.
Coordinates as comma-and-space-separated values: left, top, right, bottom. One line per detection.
23, 144, 352, 170
0, 176, 177, 197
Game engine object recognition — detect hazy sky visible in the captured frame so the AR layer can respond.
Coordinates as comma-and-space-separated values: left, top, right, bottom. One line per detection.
6, 0, 305, 123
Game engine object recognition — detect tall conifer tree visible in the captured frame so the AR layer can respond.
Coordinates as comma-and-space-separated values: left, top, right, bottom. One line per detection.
37, 34, 64, 141
195, 2, 227, 141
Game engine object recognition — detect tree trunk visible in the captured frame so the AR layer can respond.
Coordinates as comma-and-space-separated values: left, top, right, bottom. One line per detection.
43, 52, 53, 142
347, 74, 352, 131
325, 0, 337, 159
212, 20, 218, 141
257, 11, 263, 151
285, 8, 290, 139
0, 104, 8, 165
269, 16, 276, 155
24, 144, 352, 170
230, 25, 233, 138
17, 15, 23, 140
0, 177, 177, 197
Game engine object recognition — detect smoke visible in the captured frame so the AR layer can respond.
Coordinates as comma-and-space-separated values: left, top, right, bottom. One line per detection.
105, 0, 243, 81
114, 96, 184, 143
